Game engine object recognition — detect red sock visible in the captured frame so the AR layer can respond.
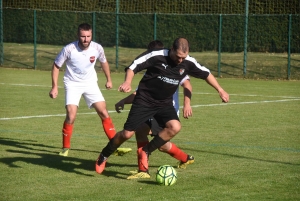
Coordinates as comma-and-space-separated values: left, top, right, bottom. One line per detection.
62, 122, 73, 149
137, 147, 148, 172
137, 141, 149, 149
102, 117, 116, 140
136, 142, 149, 171
167, 142, 188, 162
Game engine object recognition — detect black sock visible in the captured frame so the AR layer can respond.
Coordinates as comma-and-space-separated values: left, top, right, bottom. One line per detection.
143, 135, 167, 154
101, 137, 120, 157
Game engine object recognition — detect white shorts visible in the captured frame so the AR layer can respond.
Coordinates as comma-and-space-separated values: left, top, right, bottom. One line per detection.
64, 81, 105, 109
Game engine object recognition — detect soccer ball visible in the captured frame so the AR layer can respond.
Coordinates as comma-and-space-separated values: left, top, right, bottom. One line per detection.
156, 165, 177, 186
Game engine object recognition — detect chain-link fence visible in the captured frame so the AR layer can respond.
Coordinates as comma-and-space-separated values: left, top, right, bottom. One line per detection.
1, 0, 300, 79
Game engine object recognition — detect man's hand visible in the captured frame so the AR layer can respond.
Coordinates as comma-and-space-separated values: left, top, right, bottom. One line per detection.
182, 105, 193, 119
118, 82, 131, 93
49, 88, 58, 99
115, 100, 125, 113
105, 81, 113, 89
219, 89, 229, 103
205, 74, 229, 103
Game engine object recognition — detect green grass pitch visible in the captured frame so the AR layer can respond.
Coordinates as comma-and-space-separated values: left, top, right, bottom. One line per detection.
0, 68, 299, 200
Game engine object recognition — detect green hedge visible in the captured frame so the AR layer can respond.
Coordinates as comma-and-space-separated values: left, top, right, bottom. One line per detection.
3, 9, 300, 53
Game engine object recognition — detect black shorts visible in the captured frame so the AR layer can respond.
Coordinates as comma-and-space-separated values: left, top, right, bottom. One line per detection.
145, 118, 162, 136
124, 103, 179, 131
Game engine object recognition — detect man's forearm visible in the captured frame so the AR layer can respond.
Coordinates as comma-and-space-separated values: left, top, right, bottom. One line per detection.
124, 69, 135, 84
101, 62, 112, 82
205, 73, 224, 92
51, 63, 60, 88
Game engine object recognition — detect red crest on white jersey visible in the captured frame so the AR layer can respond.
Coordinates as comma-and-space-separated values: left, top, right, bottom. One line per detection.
90, 56, 95, 63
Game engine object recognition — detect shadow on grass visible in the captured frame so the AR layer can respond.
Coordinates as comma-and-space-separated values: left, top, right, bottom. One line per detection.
100, 168, 135, 179
137, 180, 158, 185
290, 57, 300, 62
218, 62, 276, 78
0, 137, 136, 177
182, 146, 300, 166
2, 136, 299, 181
1, 149, 95, 176
40, 55, 56, 61
4, 58, 34, 69
0, 137, 56, 152
37, 50, 58, 56
292, 64, 300, 69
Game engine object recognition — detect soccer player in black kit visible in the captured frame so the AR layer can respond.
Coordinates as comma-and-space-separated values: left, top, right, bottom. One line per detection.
95, 37, 230, 176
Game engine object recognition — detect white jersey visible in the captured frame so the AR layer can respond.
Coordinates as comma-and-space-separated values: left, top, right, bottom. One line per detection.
54, 41, 107, 83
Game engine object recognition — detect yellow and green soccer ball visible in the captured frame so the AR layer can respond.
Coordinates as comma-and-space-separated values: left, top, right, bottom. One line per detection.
156, 165, 177, 186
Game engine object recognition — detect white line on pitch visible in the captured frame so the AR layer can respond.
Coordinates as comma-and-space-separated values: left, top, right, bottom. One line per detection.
1, 83, 299, 99
191, 98, 300, 108
0, 83, 63, 88
191, 92, 300, 99
0, 99, 299, 121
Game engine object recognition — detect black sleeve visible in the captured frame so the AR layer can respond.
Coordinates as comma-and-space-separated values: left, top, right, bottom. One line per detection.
185, 57, 210, 79
125, 51, 157, 74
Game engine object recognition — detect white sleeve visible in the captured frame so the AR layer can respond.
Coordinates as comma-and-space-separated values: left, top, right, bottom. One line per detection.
54, 47, 68, 68
180, 75, 190, 85
95, 43, 107, 63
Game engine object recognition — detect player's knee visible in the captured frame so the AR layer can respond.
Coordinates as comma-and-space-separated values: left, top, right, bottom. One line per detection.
172, 123, 181, 133
97, 110, 110, 119
121, 130, 135, 140
167, 121, 181, 135
65, 116, 76, 124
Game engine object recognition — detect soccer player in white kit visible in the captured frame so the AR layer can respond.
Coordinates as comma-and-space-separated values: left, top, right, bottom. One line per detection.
49, 23, 131, 156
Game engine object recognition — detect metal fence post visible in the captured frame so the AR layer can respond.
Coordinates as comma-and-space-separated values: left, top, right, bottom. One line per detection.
34, 10, 37, 70
243, 0, 249, 77
0, 0, 3, 66
154, 12, 157, 40
92, 12, 96, 41
287, 14, 292, 80
115, 0, 119, 69
218, 14, 222, 78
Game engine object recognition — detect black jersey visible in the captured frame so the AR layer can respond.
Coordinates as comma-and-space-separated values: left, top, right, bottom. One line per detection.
126, 49, 210, 107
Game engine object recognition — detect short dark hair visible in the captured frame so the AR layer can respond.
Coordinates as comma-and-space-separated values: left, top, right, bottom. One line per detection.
147, 40, 164, 50
172, 37, 189, 53
78, 23, 92, 34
